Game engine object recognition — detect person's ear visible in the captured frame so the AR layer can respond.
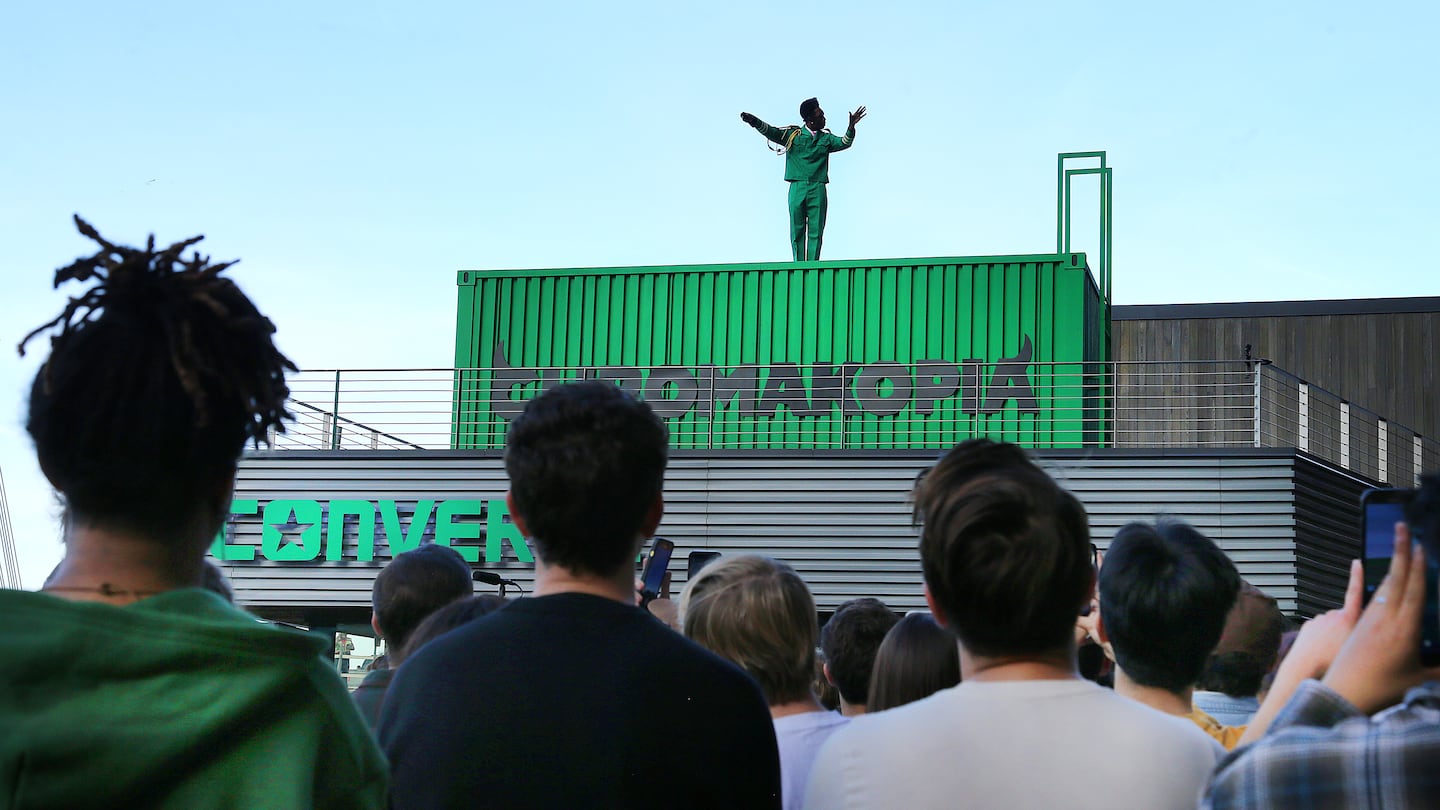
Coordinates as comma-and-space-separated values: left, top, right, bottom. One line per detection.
371, 612, 383, 640
924, 583, 949, 629
1094, 607, 1109, 645
823, 662, 836, 686
505, 490, 533, 538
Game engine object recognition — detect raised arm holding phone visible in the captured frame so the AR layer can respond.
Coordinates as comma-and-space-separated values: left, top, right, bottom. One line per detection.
1204, 474, 1440, 809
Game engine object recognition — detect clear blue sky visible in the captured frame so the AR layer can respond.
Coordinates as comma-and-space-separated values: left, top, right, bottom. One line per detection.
2, 0, 1437, 586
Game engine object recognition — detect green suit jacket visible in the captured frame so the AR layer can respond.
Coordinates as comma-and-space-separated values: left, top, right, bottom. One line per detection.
754, 119, 856, 183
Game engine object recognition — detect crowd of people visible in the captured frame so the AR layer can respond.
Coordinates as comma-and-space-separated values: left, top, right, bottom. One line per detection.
2, 220, 1439, 809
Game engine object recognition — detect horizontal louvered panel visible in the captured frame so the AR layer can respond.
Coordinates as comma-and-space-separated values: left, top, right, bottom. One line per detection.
216, 448, 1369, 623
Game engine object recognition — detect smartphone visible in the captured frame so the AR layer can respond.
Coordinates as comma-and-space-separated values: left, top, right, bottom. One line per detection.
687, 550, 721, 580
639, 537, 675, 604
1362, 488, 1440, 666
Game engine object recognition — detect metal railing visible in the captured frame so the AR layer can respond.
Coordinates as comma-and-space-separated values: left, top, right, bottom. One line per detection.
0, 466, 20, 589
268, 361, 1435, 486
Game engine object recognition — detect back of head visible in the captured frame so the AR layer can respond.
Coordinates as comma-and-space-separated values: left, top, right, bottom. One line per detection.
1099, 519, 1241, 693
820, 597, 899, 707
395, 595, 508, 665
914, 439, 1092, 657
868, 613, 961, 713
21, 217, 295, 541
681, 555, 817, 706
1196, 580, 1285, 698
372, 543, 474, 654
799, 97, 820, 121
505, 380, 668, 576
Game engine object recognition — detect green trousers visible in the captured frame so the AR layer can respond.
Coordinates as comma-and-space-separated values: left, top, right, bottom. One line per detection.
788, 180, 828, 261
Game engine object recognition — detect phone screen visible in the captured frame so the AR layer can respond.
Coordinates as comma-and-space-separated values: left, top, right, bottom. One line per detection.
1363, 489, 1440, 666
687, 550, 721, 580
640, 538, 674, 597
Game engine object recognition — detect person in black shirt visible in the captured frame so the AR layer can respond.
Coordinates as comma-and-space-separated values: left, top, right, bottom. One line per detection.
379, 381, 781, 809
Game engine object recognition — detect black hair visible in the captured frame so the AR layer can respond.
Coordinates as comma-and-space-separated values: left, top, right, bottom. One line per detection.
19, 216, 295, 541
395, 595, 508, 665
800, 98, 820, 121
868, 613, 961, 712
820, 597, 899, 706
504, 380, 668, 576
1099, 520, 1241, 694
914, 439, 1093, 657
372, 543, 475, 654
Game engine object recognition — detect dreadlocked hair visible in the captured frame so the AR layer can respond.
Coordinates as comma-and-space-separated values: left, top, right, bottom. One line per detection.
19, 215, 297, 541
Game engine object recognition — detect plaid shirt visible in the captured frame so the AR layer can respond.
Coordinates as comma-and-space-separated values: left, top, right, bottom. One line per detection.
1203, 679, 1440, 809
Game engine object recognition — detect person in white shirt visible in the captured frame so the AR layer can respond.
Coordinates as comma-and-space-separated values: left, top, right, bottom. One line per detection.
683, 555, 848, 810
804, 439, 1224, 810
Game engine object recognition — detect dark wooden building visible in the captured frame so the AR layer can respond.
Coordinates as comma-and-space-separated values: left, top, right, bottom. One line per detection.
1113, 297, 1440, 443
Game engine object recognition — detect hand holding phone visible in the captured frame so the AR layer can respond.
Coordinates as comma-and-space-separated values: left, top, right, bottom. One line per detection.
639, 538, 675, 607
1327, 521, 1440, 714
1362, 488, 1440, 666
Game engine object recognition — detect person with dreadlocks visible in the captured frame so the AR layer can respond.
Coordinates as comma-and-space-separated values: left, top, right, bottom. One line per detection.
741, 98, 866, 261
0, 217, 386, 808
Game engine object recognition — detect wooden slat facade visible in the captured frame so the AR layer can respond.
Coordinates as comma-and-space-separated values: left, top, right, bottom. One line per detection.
1114, 298, 1440, 442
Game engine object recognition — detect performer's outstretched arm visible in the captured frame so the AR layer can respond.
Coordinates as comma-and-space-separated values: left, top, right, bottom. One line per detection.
741, 112, 795, 146
824, 106, 866, 153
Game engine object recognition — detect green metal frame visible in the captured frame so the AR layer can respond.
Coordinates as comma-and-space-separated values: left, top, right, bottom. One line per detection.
1056, 151, 1115, 446
1056, 151, 1113, 309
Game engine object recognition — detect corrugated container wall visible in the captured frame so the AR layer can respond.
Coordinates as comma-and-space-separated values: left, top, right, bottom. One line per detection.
453, 254, 1107, 450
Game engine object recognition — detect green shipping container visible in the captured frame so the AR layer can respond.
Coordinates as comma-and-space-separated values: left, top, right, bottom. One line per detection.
453, 254, 1109, 450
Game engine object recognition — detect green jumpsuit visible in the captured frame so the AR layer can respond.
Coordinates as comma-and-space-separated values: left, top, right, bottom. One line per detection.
753, 119, 857, 261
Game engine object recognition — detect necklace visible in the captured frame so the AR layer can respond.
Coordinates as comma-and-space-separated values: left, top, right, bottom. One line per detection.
43, 583, 163, 599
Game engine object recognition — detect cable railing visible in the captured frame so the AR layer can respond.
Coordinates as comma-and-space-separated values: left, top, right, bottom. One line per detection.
0, 466, 21, 589
267, 361, 1435, 486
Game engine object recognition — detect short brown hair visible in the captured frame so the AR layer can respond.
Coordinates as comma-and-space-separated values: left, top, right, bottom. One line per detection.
914, 439, 1093, 657
681, 555, 817, 706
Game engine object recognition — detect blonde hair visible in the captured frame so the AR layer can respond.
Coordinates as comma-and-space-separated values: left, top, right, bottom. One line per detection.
681, 555, 817, 706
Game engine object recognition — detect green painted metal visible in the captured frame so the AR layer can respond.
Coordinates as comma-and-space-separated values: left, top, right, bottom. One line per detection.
453, 253, 1107, 450
1058, 151, 1115, 444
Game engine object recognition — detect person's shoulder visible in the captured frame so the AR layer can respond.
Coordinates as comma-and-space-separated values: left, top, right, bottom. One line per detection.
640, 615, 758, 686
1089, 690, 1227, 761
391, 606, 507, 680
828, 690, 937, 748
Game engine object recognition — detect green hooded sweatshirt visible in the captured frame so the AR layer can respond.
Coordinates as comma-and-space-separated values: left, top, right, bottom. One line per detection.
0, 588, 386, 809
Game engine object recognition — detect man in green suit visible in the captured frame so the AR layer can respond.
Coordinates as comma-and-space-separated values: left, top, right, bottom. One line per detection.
742, 98, 866, 261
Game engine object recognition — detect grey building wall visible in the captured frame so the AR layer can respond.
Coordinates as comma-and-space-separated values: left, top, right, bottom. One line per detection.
1113, 297, 1440, 440
219, 448, 1367, 624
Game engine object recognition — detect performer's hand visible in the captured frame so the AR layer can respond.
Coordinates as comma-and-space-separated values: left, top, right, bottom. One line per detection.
849, 106, 867, 127
740, 112, 759, 127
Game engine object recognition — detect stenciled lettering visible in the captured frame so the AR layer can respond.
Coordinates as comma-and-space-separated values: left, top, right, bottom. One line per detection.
981, 336, 1040, 415
262, 500, 323, 562
326, 500, 376, 562
486, 341, 1043, 420
380, 499, 435, 556
852, 363, 913, 417
211, 497, 535, 565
